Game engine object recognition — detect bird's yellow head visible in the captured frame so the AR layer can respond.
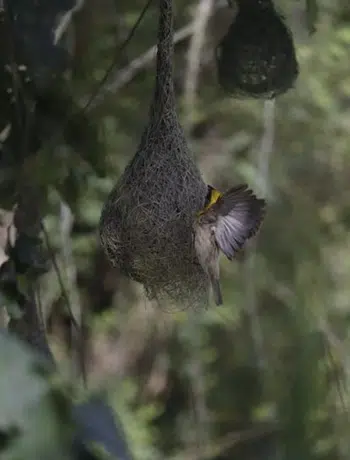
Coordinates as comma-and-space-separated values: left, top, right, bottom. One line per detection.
198, 185, 223, 216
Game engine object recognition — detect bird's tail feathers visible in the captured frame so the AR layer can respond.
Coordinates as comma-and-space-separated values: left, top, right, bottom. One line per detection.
210, 273, 223, 306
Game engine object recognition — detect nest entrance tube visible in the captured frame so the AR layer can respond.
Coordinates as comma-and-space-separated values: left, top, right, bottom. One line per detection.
99, 0, 208, 309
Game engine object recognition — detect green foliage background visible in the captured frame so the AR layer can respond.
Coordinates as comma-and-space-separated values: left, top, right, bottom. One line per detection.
3, 0, 350, 459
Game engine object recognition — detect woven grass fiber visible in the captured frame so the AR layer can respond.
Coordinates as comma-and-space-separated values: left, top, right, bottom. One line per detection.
99, 0, 209, 309
217, 0, 299, 99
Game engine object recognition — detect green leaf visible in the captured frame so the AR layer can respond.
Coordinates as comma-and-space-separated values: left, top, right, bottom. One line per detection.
0, 331, 74, 460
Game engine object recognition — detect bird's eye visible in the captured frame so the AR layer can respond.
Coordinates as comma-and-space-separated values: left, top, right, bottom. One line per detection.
205, 186, 213, 205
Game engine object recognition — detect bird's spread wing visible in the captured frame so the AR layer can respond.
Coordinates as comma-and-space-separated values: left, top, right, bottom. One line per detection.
212, 184, 266, 260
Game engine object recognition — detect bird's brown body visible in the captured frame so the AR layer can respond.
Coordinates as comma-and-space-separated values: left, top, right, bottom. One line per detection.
194, 184, 266, 305
194, 218, 222, 305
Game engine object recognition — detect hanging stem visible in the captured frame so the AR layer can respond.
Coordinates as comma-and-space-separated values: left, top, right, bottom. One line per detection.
184, 0, 214, 133
244, 99, 275, 372
150, 0, 176, 118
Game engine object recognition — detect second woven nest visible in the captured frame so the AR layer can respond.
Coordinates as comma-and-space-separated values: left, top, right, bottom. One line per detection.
217, 0, 299, 99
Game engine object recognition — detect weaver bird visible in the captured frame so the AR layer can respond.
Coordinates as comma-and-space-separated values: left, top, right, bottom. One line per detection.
194, 184, 266, 305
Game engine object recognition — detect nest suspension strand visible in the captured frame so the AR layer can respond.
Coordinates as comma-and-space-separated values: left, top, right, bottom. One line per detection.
99, 0, 208, 308
217, 0, 299, 99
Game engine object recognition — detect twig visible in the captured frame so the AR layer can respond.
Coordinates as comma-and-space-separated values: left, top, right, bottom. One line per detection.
42, 0, 154, 153
81, 0, 154, 112
85, 24, 194, 110
41, 218, 87, 384
53, 0, 84, 45
59, 201, 87, 385
184, 0, 215, 132
186, 312, 211, 460
244, 100, 275, 371
41, 222, 79, 331
170, 423, 278, 460
85, 0, 231, 109
257, 100, 275, 197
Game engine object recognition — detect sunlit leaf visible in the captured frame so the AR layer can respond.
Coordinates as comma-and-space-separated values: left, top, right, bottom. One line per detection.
0, 331, 74, 460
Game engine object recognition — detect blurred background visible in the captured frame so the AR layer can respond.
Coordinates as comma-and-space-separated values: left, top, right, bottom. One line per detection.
2, 0, 350, 459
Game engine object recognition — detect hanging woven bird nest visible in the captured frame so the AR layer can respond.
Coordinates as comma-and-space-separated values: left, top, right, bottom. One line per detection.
216, 0, 299, 99
99, 0, 208, 309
